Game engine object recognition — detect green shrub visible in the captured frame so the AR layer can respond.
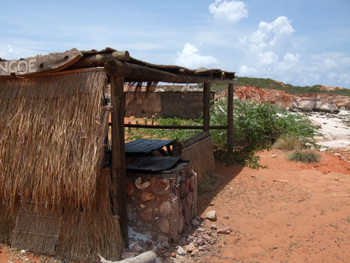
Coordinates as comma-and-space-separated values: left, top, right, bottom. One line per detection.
209, 99, 320, 151
287, 150, 321, 163
209, 98, 321, 168
210, 99, 280, 150
275, 112, 322, 148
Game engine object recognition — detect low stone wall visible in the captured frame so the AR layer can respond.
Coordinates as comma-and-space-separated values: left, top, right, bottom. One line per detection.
125, 162, 197, 243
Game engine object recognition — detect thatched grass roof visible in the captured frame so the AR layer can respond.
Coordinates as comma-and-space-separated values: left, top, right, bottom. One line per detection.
0, 68, 109, 212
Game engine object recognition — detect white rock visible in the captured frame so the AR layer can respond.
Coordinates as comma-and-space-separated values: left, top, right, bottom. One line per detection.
177, 246, 186, 255
206, 210, 217, 221
135, 177, 151, 190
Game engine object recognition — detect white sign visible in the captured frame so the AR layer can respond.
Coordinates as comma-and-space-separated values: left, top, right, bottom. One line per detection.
0, 59, 36, 75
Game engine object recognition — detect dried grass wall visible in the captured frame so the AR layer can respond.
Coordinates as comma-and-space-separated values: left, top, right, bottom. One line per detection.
181, 137, 215, 182
0, 69, 109, 210
173, 132, 215, 182
0, 69, 123, 261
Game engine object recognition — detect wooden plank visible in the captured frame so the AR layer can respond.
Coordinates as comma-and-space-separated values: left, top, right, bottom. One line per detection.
227, 83, 234, 151
110, 75, 128, 246
123, 124, 228, 129
203, 82, 211, 132
180, 132, 211, 149
104, 59, 236, 84
0, 48, 83, 76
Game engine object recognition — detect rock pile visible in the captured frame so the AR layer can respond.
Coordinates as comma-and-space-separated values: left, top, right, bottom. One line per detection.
121, 211, 233, 262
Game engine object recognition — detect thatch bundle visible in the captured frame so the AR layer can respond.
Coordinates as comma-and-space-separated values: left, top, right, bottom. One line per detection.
173, 132, 215, 182
0, 69, 108, 211
0, 69, 123, 261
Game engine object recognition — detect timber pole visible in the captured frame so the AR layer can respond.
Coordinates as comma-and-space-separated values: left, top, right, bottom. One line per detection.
110, 75, 128, 246
227, 83, 234, 151
203, 82, 211, 132
104, 59, 236, 84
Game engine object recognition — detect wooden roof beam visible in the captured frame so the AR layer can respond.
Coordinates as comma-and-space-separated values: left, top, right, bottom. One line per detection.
104, 59, 236, 84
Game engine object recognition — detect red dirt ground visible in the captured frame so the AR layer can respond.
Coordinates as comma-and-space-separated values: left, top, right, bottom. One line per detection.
197, 149, 350, 263
1, 149, 350, 263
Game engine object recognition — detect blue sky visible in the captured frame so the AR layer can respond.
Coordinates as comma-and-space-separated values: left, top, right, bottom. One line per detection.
1, 0, 349, 88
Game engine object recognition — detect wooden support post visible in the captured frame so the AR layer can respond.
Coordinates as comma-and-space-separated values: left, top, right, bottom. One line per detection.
110, 75, 128, 246
227, 83, 234, 151
203, 82, 211, 132
136, 120, 139, 130
128, 121, 131, 134
152, 115, 155, 125
144, 118, 147, 126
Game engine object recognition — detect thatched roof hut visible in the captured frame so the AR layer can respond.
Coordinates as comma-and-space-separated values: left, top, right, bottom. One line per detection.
0, 48, 236, 262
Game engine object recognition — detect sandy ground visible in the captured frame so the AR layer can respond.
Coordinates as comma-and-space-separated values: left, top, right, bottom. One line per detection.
0, 246, 42, 263
196, 149, 350, 263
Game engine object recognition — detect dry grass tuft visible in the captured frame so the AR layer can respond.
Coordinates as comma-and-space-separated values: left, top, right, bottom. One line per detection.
287, 149, 321, 163
272, 135, 302, 151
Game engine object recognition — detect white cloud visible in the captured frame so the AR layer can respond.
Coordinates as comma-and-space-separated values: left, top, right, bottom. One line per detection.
259, 51, 279, 65
236, 16, 350, 88
339, 73, 350, 84
0, 42, 44, 60
321, 59, 338, 70
175, 43, 218, 69
0, 43, 26, 59
283, 53, 300, 62
209, 0, 248, 24
248, 16, 294, 53
238, 65, 257, 75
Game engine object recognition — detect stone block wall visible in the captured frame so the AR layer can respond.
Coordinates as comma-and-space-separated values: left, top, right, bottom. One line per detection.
125, 162, 197, 243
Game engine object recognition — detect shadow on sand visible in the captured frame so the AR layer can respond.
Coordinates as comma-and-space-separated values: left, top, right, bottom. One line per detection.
196, 159, 244, 216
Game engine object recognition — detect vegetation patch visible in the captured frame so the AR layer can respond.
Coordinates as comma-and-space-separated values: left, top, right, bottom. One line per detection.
272, 135, 303, 151
125, 117, 198, 142
209, 99, 321, 167
287, 150, 321, 163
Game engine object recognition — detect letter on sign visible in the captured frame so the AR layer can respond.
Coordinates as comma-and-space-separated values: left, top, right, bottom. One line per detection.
0, 59, 36, 75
